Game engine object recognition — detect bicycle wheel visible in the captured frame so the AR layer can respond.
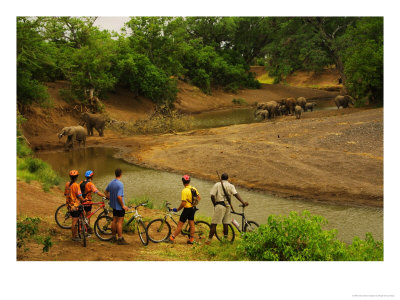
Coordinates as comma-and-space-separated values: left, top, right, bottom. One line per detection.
215, 223, 235, 243
194, 221, 211, 242
94, 215, 113, 241
55, 204, 72, 229
146, 218, 171, 243
77, 217, 87, 247
244, 221, 259, 233
137, 220, 149, 246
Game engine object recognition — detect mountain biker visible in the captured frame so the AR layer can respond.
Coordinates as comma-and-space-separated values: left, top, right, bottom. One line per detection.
64, 170, 85, 242
167, 174, 201, 245
80, 170, 107, 234
104, 168, 129, 245
206, 173, 248, 244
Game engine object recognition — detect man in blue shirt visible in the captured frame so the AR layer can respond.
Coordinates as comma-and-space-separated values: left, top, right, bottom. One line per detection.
105, 168, 128, 245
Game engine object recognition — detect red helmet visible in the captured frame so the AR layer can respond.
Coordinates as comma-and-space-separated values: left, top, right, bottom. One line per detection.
182, 174, 190, 183
69, 170, 79, 176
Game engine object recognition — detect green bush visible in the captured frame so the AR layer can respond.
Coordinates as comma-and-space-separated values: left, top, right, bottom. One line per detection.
238, 211, 382, 261
17, 217, 53, 253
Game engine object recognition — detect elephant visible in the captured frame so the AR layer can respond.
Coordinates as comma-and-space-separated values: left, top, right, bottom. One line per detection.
296, 97, 307, 111
334, 95, 355, 109
255, 109, 269, 120
81, 112, 106, 136
58, 126, 87, 149
277, 104, 289, 116
304, 102, 317, 112
294, 105, 302, 119
283, 97, 297, 115
264, 101, 278, 119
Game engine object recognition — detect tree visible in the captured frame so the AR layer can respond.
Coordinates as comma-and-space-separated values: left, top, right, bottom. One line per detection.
339, 17, 383, 105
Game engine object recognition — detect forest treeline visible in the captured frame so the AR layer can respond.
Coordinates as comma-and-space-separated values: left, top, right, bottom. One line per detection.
17, 16, 383, 109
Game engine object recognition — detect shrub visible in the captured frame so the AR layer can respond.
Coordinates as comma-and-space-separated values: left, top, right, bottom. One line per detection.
238, 211, 382, 261
232, 98, 247, 105
17, 217, 53, 253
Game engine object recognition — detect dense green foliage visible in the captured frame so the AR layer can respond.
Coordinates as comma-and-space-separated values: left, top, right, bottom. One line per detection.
17, 113, 60, 190
237, 211, 383, 261
17, 16, 383, 108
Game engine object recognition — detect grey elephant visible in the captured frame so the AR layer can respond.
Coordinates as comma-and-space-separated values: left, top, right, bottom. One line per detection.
255, 109, 269, 120
296, 97, 307, 111
334, 95, 355, 109
81, 112, 106, 136
265, 101, 278, 119
58, 126, 87, 149
277, 104, 288, 116
304, 102, 317, 112
283, 97, 297, 115
294, 105, 302, 119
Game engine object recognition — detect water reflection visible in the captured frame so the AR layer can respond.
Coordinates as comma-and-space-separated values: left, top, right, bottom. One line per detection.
37, 147, 383, 244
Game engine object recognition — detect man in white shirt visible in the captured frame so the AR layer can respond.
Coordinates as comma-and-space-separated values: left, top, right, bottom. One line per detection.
206, 173, 248, 243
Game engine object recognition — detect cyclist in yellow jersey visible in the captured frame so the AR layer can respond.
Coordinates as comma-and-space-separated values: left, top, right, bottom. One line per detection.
167, 174, 200, 245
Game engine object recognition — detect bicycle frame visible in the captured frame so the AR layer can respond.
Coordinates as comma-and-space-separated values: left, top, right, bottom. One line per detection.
163, 202, 197, 235
123, 203, 147, 226
231, 206, 249, 233
81, 201, 109, 220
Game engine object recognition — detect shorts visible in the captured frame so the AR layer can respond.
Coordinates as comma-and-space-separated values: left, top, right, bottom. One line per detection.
179, 207, 196, 223
70, 210, 80, 218
84, 204, 92, 212
113, 209, 125, 218
211, 204, 231, 224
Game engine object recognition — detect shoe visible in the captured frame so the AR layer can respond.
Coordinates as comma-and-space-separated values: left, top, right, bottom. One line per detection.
165, 237, 175, 244
110, 236, 117, 243
87, 227, 94, 234
72, 236, 80, 242
187, 240, 194, 245
117, 237, 129, 245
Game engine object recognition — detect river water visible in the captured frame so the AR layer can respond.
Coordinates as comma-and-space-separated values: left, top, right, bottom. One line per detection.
37, 147, 383, 244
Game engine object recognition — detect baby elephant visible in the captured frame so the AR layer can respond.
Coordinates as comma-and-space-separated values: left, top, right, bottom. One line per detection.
255, 109, 269, 120
58, 126, 87, 149
294, 105, 302, 119
304, 102, 317, 112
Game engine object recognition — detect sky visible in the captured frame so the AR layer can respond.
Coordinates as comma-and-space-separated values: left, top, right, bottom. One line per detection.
94, 16, 130, 33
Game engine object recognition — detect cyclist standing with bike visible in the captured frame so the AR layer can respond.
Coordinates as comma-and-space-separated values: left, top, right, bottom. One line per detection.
167, 174, 201, 245
206, 173, 248, 244
65, 170, 85, 242
104, 168, 129, 245
80, 170, 107, 234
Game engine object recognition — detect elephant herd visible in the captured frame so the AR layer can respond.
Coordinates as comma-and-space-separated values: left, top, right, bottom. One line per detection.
58, 112, 107, 150
254, 95, 354, 121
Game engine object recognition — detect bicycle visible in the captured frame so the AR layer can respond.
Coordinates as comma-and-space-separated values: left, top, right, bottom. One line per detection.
146, 201, 211, 243
94, 202, 149, 246
55, 197, 111, 230
215, 204, 259, 243
73, 205, 90, 247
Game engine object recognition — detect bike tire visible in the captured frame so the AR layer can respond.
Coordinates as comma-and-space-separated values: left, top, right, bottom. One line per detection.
55, 203, 72, 229
137, 220, 149, 246
244, 221, 259, 233
94, 215, 114, 241
81, 216, 87, 247
194, 221, 211, 242
146, 218, 171, 243
215, 223, 235, 243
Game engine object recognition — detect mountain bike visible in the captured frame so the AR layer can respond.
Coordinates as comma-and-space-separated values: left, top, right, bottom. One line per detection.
215, 204, 259, 243
94, 202, 149, 246
55, 198, 110, 229
146, 202, 211, 243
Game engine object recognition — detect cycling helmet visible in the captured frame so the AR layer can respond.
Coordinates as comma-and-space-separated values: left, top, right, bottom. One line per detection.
85, 170, 94, 178
69, 170, 79, 176
182, 174, 190, 184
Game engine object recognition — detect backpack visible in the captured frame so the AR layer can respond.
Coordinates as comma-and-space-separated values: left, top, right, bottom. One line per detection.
190, 188, 199, 206
80, 180, 89, 199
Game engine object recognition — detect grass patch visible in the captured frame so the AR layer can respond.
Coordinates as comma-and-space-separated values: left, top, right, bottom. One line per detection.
257, 72, 275, 84
232, 98, 248, 105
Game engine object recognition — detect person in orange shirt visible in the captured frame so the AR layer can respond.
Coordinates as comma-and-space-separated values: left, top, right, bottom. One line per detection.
80, 170, 107, 234
64, 170, 85, 241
